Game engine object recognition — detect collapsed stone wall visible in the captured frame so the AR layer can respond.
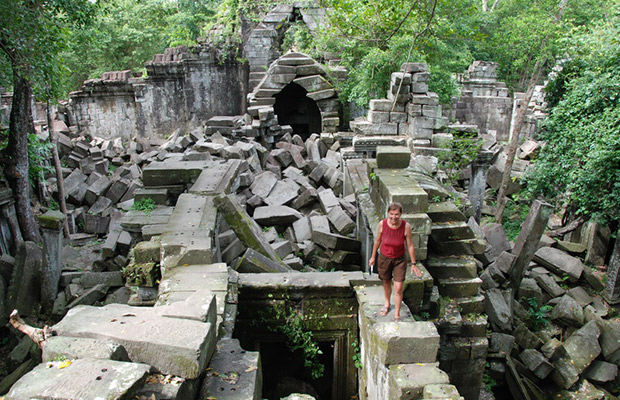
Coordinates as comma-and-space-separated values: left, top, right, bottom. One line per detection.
69, 45, 248, 140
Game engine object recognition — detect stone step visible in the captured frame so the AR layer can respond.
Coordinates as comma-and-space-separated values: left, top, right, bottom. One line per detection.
388, 362, 450, 399
413, 146, 444, 157
430, 221, 475, 242
425, 256, 478, 279
426, 201, 466, 222
431, 237, 487, 255
200, 338, 261, 399
437, 277, 483, 297
5, 358, 151, 399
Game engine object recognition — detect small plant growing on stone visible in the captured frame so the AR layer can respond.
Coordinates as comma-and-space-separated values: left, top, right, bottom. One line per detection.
522, 297, 553, 332
351, 340, 362, 369
132, 198, 156, 215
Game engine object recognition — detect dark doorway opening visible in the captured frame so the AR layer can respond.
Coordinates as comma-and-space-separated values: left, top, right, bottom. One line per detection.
253, 339, 335, 400
274, 82, 322, 141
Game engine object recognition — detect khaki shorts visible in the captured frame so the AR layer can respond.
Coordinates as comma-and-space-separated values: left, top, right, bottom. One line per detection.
378, 252, 407, 282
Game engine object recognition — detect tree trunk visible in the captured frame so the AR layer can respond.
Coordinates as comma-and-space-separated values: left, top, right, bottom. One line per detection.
482, 0, 488, 12
3, 69, 41, 243
495, 0, 568, 224
46, 101, 70, 237
495, 66, 543, 224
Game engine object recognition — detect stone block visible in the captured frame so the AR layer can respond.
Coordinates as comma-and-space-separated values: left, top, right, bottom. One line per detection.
388, 363, 449, 399
327, 206, 356, 235
312, 230, 360, 252
53, 303, 215, 379
293, 75, 331, 92
368, 110, 390, 124
5, 358, 151, 399
371, 321, 440, 364
253, 205, 302, 226
200, 338, 261, 400
533, 246, 584, 282
263, 179, 300, 206
235, 248, 292, 273
42, 336, 129, 362
375, 146, 411, 169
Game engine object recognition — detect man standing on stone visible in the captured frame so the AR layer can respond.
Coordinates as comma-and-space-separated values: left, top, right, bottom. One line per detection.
368, 202, 421, 321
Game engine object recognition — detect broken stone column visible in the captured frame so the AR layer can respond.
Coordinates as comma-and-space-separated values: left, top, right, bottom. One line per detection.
468, 150, 493, 222
509, 199, 552, 289
39, 211, 66, 312
604, 237, 620, 302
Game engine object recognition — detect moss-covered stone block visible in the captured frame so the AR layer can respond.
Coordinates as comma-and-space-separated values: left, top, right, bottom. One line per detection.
123, 262, 160, 287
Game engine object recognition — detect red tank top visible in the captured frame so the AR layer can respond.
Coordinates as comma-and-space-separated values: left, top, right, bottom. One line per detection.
380, 219, 406, 258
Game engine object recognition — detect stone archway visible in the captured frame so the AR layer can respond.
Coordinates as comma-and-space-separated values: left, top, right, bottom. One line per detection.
247, 52, 341, 135
274, 82, 322, 140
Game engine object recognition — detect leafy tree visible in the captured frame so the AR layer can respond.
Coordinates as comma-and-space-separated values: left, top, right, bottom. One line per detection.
62, 0, 218, 92
526, 7, 620, 225
0, 0, 96, 242
319, 0, 476, 106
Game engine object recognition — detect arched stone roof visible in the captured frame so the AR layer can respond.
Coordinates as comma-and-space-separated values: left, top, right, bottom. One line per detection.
247, 52, 340, 133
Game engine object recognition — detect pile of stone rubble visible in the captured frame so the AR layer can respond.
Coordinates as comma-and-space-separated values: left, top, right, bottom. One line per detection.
13, 118, 361, 311
473, 210, 618, 398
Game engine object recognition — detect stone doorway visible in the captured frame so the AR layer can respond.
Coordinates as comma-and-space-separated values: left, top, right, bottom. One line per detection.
274, 82, 322, 141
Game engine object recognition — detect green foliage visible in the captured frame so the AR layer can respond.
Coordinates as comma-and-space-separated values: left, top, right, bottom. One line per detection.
351, 340, 362, 369
0, 0, 97, 100
131, 198, 157, 215
319, 0, 473, 107
271, 304, 325, 380
0, 130, 54, 184
526, 7, 620, 224
483, 371, 497, 392
61, 0, 218, 92
437, 130, 482, 184
48, 199, 59, 211
500, 195, 530, 242
281, 20, 320, 58
522, 297, 553, 332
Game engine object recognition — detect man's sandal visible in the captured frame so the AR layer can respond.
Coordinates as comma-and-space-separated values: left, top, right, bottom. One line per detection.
394, 316, 402, 322
379, 306, 390, 317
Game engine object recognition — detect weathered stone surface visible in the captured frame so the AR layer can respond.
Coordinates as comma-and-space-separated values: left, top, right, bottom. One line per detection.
519, 348, 553, 379
482, 223, 511, 260
509, 200, 552, 288
560, 320, 601, 373
42, 336, 129, 362
317, 188, 340, 213
215, 194, 284, 264
253, 205, 302, 226
388, 363, 450, 399
5, 358, 151, 400
583, 360, 618, 383
312, 230, 361, 252
263, 179, 300, 206
375, 146, 411, 169
533, 246, 584, 282
53, 303, 215, 379
484, 288, 512, 332
236, 248, 292, 273
8, 242, 43, 317
551, 294, 584, 327
488, 332, 515, 356
200, 338, 261, 400
327, 206, 356, 235
371, 321, 440, 365
292, 216, 312, 242
534, 273, 566, 298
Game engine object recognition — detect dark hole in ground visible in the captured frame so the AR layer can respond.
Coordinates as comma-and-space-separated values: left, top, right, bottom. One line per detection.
250, 339, 334, 400
274, 82, 322, 141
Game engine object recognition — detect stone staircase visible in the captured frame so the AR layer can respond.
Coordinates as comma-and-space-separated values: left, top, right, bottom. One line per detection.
355, 283, 464, 399
352, 145, 488, 399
